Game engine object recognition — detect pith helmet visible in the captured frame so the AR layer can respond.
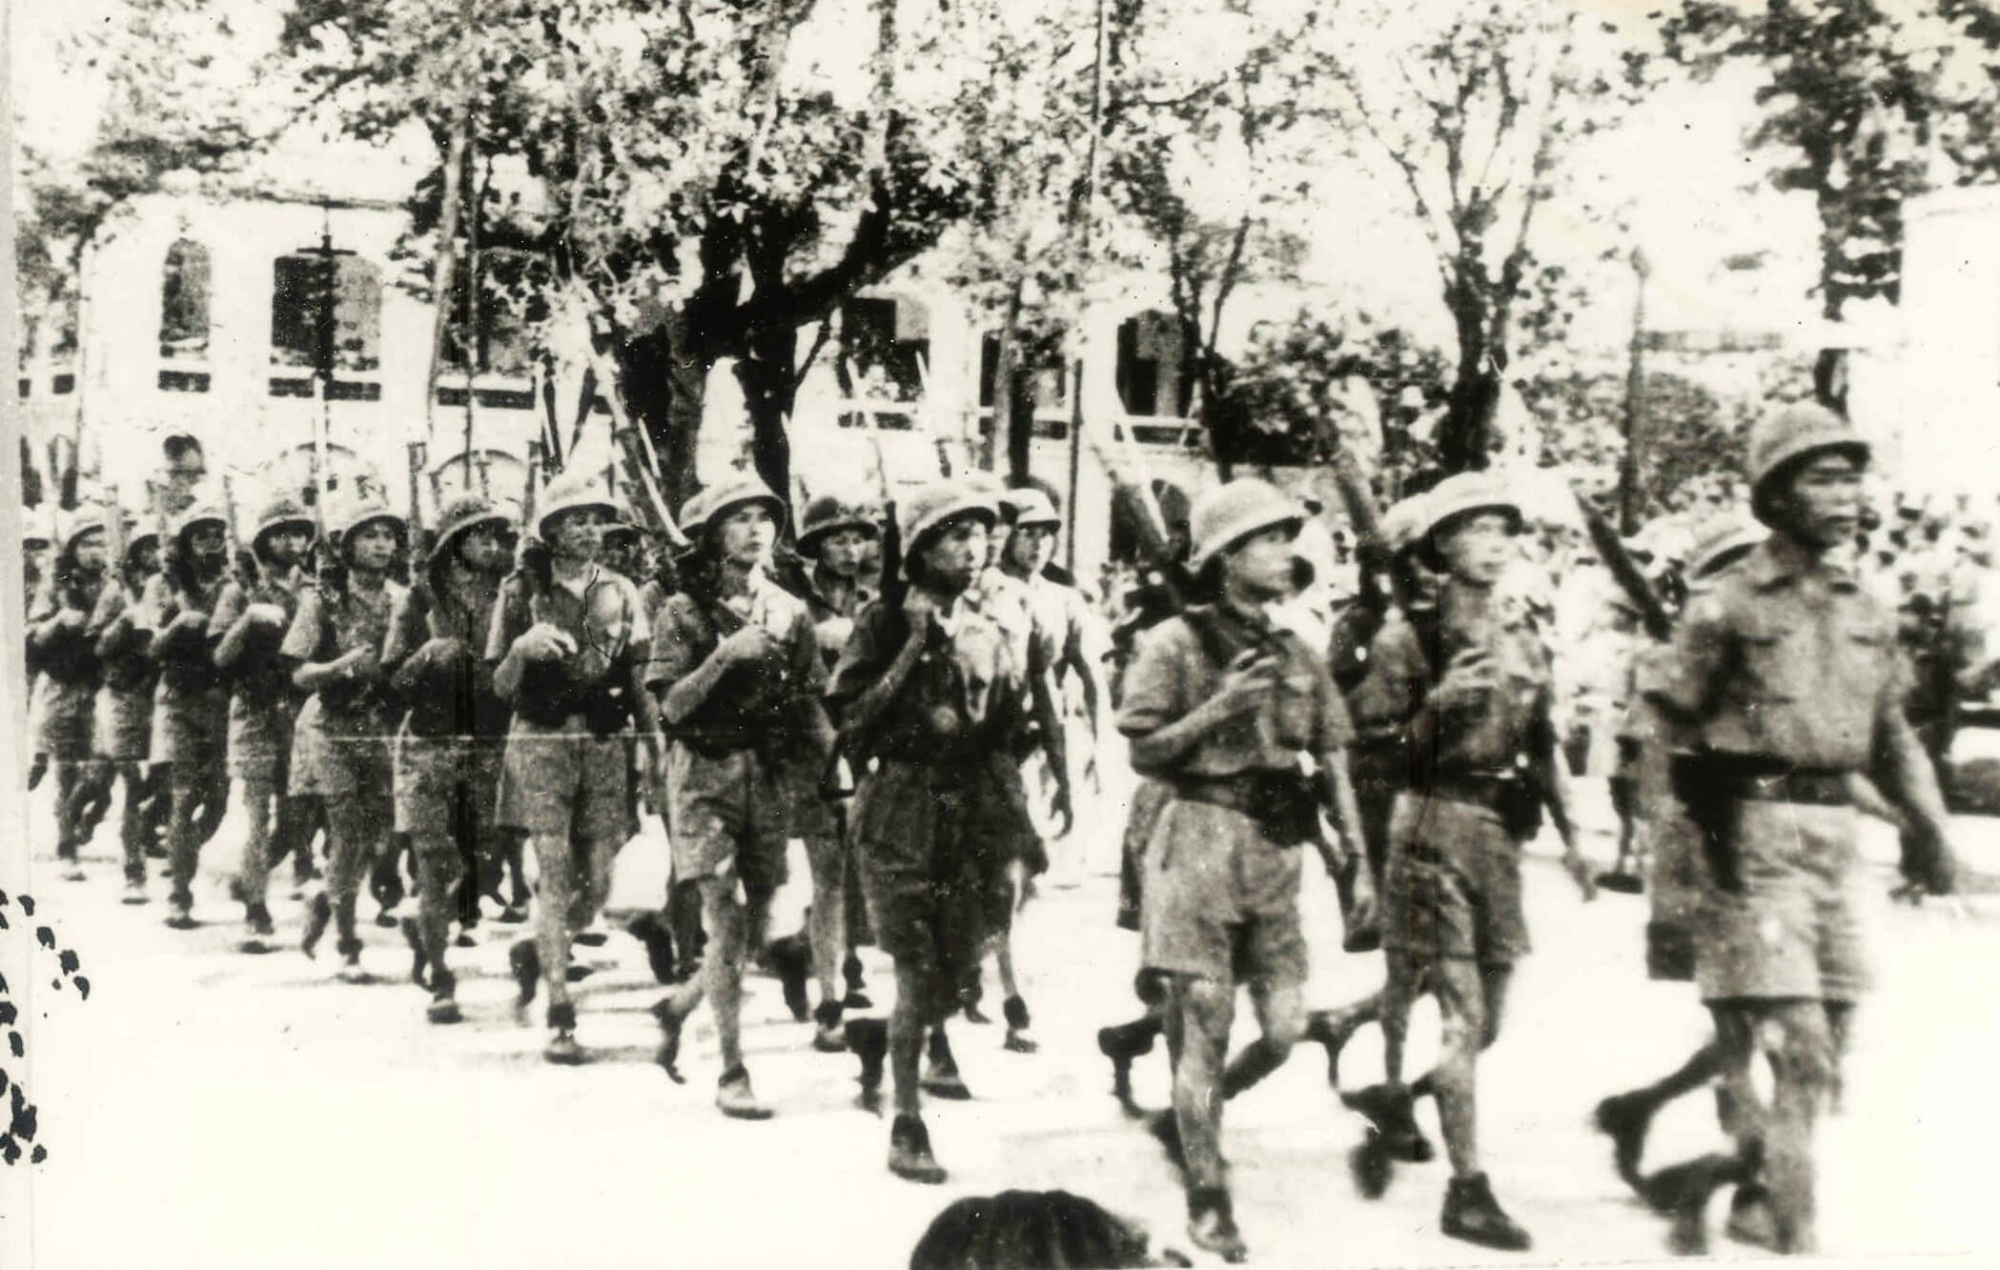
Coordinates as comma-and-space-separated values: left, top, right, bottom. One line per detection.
677, 475, 785, 539
901, 481, 999, 558
1187, 479, 1305, 572
797, 495, 879, 556
430, 495, 510, 568
1380, 490, 1433, 557
58, 510, 108, 558
1689, 513, 1767, 580
1748, 403, 1870, 527
1417, 472, 1521, 568
169, 503, 228, 553
537, 477, 619, 541
1001, 487, 1062, 530
252, 495, 315, 547
332, 499, 405, 552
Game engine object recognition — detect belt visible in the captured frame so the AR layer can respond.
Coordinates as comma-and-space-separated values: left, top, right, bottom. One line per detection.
1170, 774, 1268, 816
1415, 772, 1521, 811
1734, 769, 1850, 806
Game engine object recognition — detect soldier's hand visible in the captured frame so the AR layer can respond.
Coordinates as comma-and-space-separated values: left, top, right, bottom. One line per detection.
348, 644, 383, 682
168, 609, 210, 635
1345, 853, 1381, 935
1563, 844, 1598, 901
246, 602, 288, 628
417, 636, 467, 668
1213, 649, 1279, 717
1049, 777, 1075, 839
902, 590, 939, 637
55, 607, 88, 630
1432, 648, 1496, 710
516, 622, 577, 662
719, 623, 779, 665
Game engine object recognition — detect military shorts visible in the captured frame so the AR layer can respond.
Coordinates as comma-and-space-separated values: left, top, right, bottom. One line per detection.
1382, 793, 1530, 967
32, 678, 96, 762
94, 687, 152, 763
393, 733, 503, 842
1139, 798, 1308, 989
779, 754, 840, 841
291, 726, 391, 802
666, 743, 788, 894
497, 717, 634, 844
851, 757, 1020, 974
1697, 800, 1868, 1004
227, 696, 297, 783
151, 689, 228, 767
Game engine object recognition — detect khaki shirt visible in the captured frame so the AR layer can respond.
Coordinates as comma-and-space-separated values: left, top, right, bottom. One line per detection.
1649, 534, 1907, 768
1117, 600, 1351, 778
281, 577, 406, 735
647, 569, 822, 753
1367, 580, 1553, 775
826, 592, 1026, 765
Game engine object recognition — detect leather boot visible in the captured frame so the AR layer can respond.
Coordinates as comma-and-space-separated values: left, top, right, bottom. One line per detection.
1595, 1089, 1658, 1191
1303, 1007, 1360, 1088
1186, 1187, 1248, 1263
1441, 1173, 1531, 1252
716, 1066, 774, 1120
846, 1017, 887, 1113
766, 934, 811, 1023
922, 1028, 971, 1100
652, 995, 691, 1083
544, 1002, 584, 1065
400, 916, 430, 988
627, 911, 678, 985
1002, 995, 1036, 1054
1098, 1015, 1161, 1103
508, 939, 540, 1017
812, 999, 847, 1053
1642, 1153, 1738, 1256
1343, 1082, 1433, 1162
1724, 1183, 1779, 1251
842, 953, 871, 1010
300, 891, 332, 957
426, 969, 463, 1025
887, 1113, 946, 1184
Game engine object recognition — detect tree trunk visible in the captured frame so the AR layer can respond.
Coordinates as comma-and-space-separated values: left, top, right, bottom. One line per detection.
1437, 280, 1495, 475
613, 325, 706, 513
1005, 368, 1035, 488
736, 321, 799, 505
989, 272, 1023, 477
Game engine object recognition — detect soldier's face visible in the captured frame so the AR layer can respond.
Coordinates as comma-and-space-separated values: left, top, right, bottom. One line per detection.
548, 509, 605, 561
1777, 454, 1863, 549
1439, 513, 1514, 587
716, 504, 775, 569
346, 522, 398, 571
1006, 523, 1057, 574
457, 524, 507, 574
188, 524, 227, 562
920, 516, 989, 594
130, 543, 159, 575
265, 528, 311, 567
820, 529, 870, 579
1224, 524, 1299, 601
601, 532, 640, 576
71, 530, 107, 572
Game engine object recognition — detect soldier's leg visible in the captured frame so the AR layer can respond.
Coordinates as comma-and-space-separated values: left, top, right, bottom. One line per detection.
236, 773, 281, 944
529, 828, 579, 1017
323, 791, 385, 968
1221, 976, 1304, 1100
804, 831, 846, 1016
53, 760, 85, 870
411, 825, 464, 1019
190, 759, 229, 849
117, 763, 150, 893
1758, 1000, 1833, 1254
1166, 975, 1236, 1194
164, 763, 204, 924
1427, 958, 1489, 1177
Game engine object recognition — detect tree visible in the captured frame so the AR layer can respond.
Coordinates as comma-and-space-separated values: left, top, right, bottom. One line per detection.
1659, 1, 1968, 412
1309, 0, 1650, 472
275, 0, 1050, 504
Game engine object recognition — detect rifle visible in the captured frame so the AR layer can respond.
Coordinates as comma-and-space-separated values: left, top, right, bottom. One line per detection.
1573, 489, 1673, 643
406, 441, 432, 573
221, 475, 254, 588
102, 484, 131, 588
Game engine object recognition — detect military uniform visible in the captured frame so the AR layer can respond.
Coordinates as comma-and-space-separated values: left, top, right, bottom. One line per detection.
488, 478, 650, 1060
210, 497, 316, 939
1116, 479, 1352, 1260
28, 514, 110, 875
144, 506, 235, 925
1646, 405, 1954, 1254
87, 543, 167, 895
281, 504, 408, 967
383, 496, 512, 1022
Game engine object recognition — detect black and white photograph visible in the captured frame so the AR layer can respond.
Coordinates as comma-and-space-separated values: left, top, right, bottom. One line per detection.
5, 0, 2000, 1266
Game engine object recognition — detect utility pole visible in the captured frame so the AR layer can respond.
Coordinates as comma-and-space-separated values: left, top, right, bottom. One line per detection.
1063, 0, 1107, 575
1619, 247, 1650, 536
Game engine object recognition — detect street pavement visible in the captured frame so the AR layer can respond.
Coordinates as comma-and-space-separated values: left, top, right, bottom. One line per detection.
12, 779, 2000, 1270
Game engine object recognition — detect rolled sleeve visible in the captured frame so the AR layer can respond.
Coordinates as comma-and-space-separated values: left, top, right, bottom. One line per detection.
1648, 583, 1730, 721
1115, 622, 1189, 739
279, 586, 327, 664
645, 593, 706, 691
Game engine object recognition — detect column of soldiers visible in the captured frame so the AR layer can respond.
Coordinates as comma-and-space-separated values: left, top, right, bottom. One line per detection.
21, 399, 1973, 1264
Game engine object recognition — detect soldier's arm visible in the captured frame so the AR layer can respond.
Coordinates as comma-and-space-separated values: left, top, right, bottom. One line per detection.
210, 582, 259, 669
283, 589, 356, 691
828, 604, 928, 746
1642, 581, 1732, 729
1061, 592, 1105, 740
27, 583, 81, 649
658, 598, 739, 726
1871, 655, 1956, 891
89, 585, 141, 660
1120, 624, 1247, 776
789, 606, 837, 760
384, 587, 438, 695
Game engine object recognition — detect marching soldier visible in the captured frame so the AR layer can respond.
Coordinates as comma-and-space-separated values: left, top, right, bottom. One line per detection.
793, 493, 882, 1046
489, 477, 654, 1063
826, 480, 1033, 1184
282, 499, 408, 975
648, 476, 832, 1112
1642, 404, 1957, 1255
382, 495, 513, 1023
84, 513, 168, 902
210, 496, 317, 951
29, 509, 111, 881
1343, 471, 1595, 1252
142, 503, 236, 929
1116, 478, 1367, 1262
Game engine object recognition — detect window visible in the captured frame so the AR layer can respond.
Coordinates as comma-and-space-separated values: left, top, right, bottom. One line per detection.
836, 295, 930, 404
977, 332, 1068, 412
1115, 309, 1195, 417
438, 249, 543, 380
160, 240, 211, 360
270, 253, 382, 373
